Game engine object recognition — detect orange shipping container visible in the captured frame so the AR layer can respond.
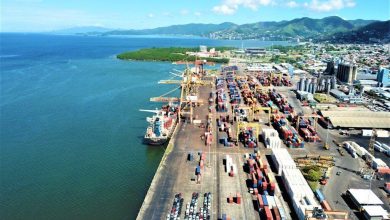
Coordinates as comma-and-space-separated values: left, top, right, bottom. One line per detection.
236, 193, 241, 204
321, 200, 331, 211
377, 167, 390, 174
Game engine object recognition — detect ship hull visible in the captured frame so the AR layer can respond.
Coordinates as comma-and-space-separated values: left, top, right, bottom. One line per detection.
143, 137, 169, 146
143, 120, 177, 146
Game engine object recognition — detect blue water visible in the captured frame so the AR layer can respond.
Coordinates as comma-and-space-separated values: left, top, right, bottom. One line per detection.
0, 33, 291, 220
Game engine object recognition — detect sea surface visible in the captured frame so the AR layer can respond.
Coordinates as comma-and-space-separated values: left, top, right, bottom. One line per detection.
0, 33, 291, 220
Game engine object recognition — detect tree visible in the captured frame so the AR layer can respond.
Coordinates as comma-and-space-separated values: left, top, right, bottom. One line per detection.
305, 169, 321, 182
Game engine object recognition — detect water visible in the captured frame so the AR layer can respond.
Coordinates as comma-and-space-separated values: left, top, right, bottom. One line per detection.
0, 33, 291, 220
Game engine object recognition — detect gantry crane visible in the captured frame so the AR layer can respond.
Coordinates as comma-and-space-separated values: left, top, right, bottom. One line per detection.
234, 105, 271, 124
295, 114, 320, 130
252, 105, 271, 125
236, 121, 261, 141
151, 62, 212, 123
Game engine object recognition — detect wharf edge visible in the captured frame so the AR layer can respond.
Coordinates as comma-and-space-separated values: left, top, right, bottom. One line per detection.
136, 123, 180, 220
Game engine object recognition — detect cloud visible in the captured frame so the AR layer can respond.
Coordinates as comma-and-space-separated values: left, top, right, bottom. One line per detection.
162, 12, 171, 16
213, 4, 237, 15
303, 0, 356, 12
194, 11, 202, 17
148, 13, 154, 18
180, 9, 189, 15
286, 1, 299, 8
212, 0, 273, 15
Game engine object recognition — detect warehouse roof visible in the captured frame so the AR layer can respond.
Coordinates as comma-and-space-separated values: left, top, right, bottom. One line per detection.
348, 189, 384, 205
362, 205, 389, 218
321, 110, 390, 129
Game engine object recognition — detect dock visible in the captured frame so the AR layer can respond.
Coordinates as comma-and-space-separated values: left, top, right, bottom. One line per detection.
136, 57, 386, 220
136, 64, 294, 220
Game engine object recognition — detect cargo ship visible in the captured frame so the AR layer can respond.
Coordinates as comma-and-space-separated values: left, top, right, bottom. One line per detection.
140, 104, 178, 145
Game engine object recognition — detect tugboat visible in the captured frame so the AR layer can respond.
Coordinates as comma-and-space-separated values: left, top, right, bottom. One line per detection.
140, 104, 178, 145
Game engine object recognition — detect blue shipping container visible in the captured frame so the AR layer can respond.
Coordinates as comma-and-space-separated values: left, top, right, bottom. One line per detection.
315, 189, 325, 202
262, 195, 268, 206
196, 166, 200, 174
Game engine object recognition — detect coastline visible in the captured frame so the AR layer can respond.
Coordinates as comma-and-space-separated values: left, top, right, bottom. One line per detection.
136, 122, 180, 220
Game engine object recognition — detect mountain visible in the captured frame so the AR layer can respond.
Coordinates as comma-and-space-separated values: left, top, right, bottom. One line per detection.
105, 22, 237, 36
322, 20, 390, 43
220, 16, 355, 39
54, 17, 386, 43
101, 16, 379, 40
52, 26, 114, 34
347, 19, 378, 27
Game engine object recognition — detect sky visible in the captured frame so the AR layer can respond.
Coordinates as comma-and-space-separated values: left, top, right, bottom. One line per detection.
1, 0, 389, 32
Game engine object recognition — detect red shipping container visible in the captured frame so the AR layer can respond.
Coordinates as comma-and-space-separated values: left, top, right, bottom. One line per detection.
272, 206, 281, 220
254, 188, 259, 195
321, 200, 331, 211
264, 206, 274, 220
263, 159, 268, 169
201, 152, 206, 160
264, 168, 269, 178
270, 182, 276, 191
257, 194, 264, 209
257, 169, 263, 180
236, 193, 241, 204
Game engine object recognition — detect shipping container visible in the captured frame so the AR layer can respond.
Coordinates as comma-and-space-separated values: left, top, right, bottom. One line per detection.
257, 194, 264, 209
320, 200, 331, 211
315, 189, 325, 202
262, 195, 268, 206
272, 206, 281, 220
264, 206, 274, 220
196, 166, 201, 174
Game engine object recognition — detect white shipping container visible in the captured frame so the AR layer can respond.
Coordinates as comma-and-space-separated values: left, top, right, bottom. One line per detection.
233, 164, 237, 175
362, 129, 373, 136
273, 149, 296, 175
376, 130, 389, 138
372, 158, 388, 169
266, 196, 277, 208
226, 163, 232, 173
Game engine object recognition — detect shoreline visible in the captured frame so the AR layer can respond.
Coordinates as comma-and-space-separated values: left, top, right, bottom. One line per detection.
136, 122, 180, 220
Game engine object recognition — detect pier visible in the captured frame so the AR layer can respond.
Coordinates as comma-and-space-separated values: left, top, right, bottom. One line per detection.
136, 63, 293, 220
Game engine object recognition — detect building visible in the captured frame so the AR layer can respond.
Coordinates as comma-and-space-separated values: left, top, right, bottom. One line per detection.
346, 189, 384, 210
336, 63, 357, 84
362, 205, 389, 220
377, 67, 390, 87
245, 48, 266, 56
329, 89, 363, 103
199, 45, 207, 53
324, 60, 335, 75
